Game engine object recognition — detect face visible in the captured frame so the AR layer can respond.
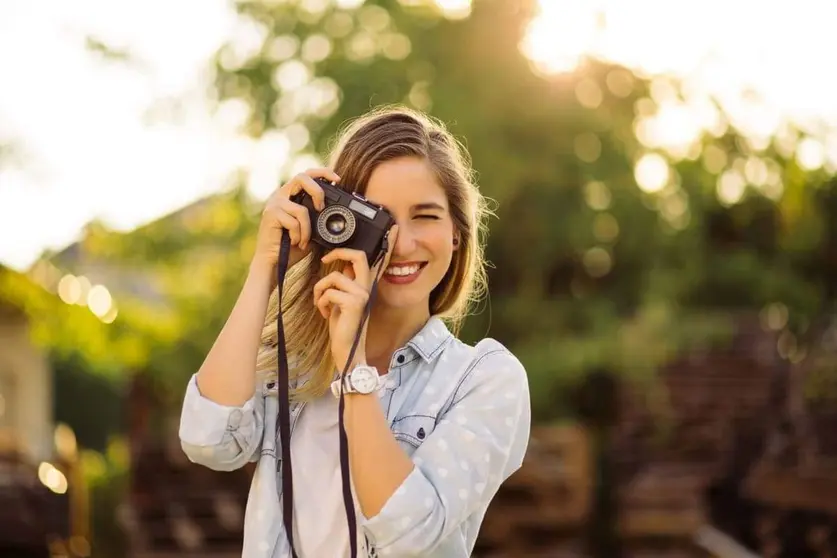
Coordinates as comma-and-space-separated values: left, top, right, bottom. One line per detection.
363, 156, 457, 314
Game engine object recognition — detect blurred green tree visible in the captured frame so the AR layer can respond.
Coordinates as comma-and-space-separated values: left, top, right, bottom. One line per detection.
206, 0, 837, 417
28, 0, 837, 424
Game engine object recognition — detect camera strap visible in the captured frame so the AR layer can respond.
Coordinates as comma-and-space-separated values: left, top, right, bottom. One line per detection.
276, 232, 390, 558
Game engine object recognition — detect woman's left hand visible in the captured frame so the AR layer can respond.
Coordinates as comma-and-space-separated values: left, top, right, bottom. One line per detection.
313, 226, 398, 370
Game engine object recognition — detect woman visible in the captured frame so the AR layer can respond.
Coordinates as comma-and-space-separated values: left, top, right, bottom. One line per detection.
179, 106, 531, 557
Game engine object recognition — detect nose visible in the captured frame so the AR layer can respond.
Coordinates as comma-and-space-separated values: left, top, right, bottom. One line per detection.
392, 221, 417, 257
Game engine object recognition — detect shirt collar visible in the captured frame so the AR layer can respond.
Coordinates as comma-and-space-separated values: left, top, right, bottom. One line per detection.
402, 316, 453, 363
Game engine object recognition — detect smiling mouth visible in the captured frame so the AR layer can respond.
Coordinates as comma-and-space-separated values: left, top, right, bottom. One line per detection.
384, 262, 427, 277
382, 262, 428, 284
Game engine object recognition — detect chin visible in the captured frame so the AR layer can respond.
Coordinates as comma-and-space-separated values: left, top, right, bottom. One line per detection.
376, 262, 448, 311
375, 286, 428, 311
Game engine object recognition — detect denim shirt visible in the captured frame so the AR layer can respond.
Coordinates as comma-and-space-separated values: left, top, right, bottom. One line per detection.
178, 316, 531, 557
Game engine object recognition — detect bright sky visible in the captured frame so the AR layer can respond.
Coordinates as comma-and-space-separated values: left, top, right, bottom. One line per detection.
522, 0, 837, 133
2, 0, 837, 271
0, 0, 239, 271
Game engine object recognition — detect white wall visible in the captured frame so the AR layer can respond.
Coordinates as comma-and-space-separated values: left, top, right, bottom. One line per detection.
0, 310, 53, 462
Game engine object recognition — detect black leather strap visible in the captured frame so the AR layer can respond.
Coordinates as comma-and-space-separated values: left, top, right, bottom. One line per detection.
337, 252, 386, 558
276, 233, 389, 558
275, 233, 298, 558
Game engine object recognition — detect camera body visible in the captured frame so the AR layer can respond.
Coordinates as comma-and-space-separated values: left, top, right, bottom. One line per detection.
293, 177, 395, 266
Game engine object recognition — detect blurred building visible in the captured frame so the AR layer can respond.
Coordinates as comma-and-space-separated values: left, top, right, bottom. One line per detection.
0, 266, 54, 461
35, 196, 256, 558
0, 265, 72, 557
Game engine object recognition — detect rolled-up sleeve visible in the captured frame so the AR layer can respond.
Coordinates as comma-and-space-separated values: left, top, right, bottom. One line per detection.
361, 347, 532, 555
178, 374, 264, 472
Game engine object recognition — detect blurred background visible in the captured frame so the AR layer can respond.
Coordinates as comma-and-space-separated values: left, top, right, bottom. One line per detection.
2, 0, 837, 556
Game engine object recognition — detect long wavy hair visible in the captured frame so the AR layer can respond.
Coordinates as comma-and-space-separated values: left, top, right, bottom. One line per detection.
256, 106, 491, 401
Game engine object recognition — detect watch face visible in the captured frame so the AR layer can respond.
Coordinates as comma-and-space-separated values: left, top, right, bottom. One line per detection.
351, 367, 379, 394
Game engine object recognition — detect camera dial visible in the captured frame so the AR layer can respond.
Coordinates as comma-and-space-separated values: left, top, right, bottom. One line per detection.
317, 205, 356, 245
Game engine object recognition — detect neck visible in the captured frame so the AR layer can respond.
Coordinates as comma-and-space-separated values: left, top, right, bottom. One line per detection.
365, 302, 430, 366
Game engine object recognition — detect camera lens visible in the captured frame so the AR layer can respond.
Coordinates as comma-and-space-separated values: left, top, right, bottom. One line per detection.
316, 205, 356, 245
325, 213, 347, 235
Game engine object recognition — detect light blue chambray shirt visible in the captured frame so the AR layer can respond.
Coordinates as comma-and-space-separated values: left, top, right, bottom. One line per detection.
178, 316, 531, 557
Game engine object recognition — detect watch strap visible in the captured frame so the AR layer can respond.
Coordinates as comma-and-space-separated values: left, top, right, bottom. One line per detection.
331, 364, 380, 398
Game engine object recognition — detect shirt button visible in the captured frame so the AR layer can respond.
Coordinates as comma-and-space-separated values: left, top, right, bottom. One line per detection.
396, 354, 405, 364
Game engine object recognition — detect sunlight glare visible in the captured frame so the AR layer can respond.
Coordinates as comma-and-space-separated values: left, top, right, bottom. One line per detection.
87, 285, 114, 318
796, 138, 826, 171
521, 1, 599, 75
220, 16, 269, 71
634, 153, 670, 193
635, 101, 705, 160
717, 169, 746, 206
335, 0, 366, 8
434, 0, 472, 20
522, 0, 837, 155
38, 462, 68, 495
57, 274, 82, 305
247, 131, 292, 200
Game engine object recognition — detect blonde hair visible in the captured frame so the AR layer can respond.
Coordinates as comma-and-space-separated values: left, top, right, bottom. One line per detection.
257, 106, 491, 401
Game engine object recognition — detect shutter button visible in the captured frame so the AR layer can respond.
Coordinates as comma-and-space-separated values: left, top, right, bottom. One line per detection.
396, 354, 405, 364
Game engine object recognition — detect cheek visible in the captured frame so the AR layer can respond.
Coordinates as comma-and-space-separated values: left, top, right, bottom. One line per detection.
425, 228, 454, 265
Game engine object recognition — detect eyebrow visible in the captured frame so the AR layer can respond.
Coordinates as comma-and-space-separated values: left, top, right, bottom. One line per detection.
412, 202, 446, 212
377, 201, 447, 213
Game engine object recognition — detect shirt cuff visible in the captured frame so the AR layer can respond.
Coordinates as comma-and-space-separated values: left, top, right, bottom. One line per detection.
179, 373, 256, 447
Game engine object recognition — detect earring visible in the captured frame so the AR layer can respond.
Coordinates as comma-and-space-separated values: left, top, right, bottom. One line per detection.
453, 237, 460, 247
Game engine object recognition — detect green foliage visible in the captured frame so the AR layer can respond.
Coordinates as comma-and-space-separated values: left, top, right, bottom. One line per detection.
207, 0, 837, 419
23, 0, 837, 423
80, 437, 130, 557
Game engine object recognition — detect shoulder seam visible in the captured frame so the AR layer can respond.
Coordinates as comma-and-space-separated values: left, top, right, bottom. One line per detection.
448, 348, 509, 408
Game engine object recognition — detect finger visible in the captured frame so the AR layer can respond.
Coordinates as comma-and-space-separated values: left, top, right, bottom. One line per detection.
277, 198, 311, 250
305, 167, 341, 184
315, 289, 332, 320
280, 172, 327, 211
266, 206, 301, 246
313, 271, 369, 305
377, 225, 399, 274
321, 248, 371, 286
315, 292, 331, 320
317, 288, 364, 316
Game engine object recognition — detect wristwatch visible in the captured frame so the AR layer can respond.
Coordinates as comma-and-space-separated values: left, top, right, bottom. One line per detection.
331, 364, 383, 398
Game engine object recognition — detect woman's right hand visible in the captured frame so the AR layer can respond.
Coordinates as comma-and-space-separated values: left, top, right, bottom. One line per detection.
251, 167, 339, 272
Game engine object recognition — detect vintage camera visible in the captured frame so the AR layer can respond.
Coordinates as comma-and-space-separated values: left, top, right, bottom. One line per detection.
292, 177, 395, 266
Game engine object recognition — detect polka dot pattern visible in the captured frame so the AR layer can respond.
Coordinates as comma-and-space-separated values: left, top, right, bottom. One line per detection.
360, 338, 531, 557
177, 318, 531, 558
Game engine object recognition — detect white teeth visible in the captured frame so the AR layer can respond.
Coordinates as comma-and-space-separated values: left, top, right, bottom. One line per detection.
385, 264, 421, 276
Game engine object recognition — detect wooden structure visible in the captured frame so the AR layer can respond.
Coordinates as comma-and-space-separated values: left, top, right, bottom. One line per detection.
121, 374, 254, 558
474, 424, 592, 557
738, 320, 837, 557
121, 443, 253, 558
0, 448, 70, 558
120, 314, 837, 557
475, 424, 713, 558
475, 315, 794, 557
